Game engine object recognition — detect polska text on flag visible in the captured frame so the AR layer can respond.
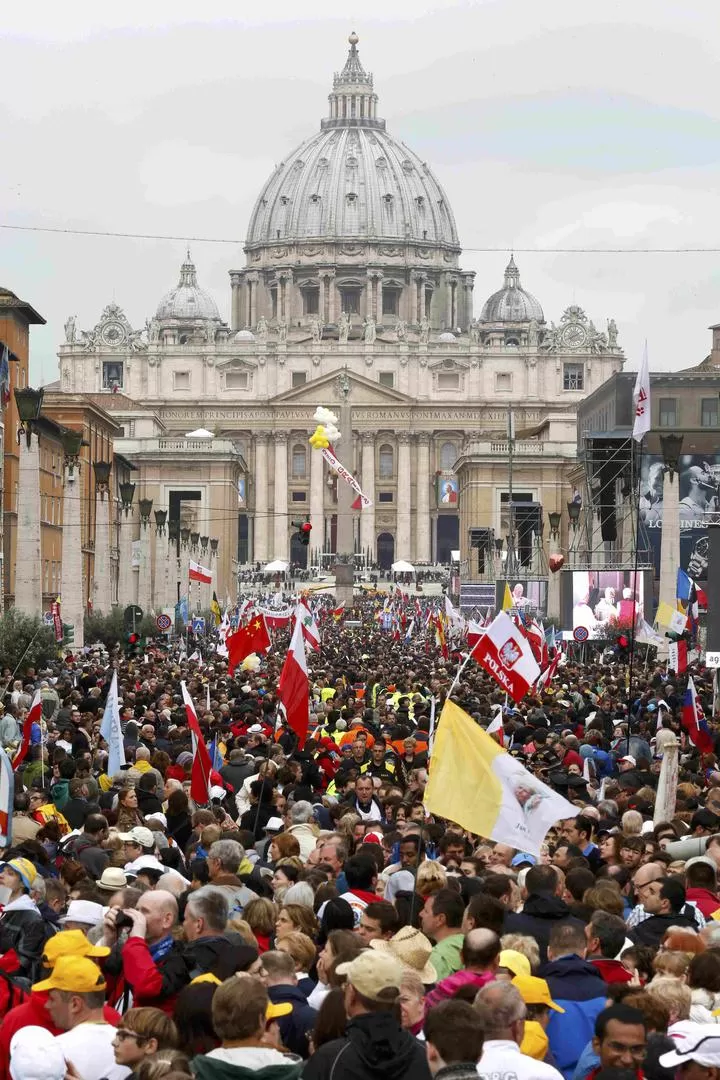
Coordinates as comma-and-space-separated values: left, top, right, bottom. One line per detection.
470, 611, 541, 703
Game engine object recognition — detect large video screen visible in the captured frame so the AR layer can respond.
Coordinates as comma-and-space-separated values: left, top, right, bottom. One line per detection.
495, 580, 548, 619
640, 454, 720, 582
571, 570, 645, 639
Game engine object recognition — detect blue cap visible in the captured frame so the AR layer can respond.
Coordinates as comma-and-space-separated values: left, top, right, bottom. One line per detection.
511, 853, 537, 868
647, 703, 656, 711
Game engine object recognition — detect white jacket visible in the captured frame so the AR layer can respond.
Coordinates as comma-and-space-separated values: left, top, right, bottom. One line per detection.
286, 821, 318, 861
478, 1039, 564, 1080
690, 988, 720, 1024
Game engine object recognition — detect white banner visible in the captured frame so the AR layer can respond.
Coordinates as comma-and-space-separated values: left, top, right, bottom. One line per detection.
321, 446, 372, 508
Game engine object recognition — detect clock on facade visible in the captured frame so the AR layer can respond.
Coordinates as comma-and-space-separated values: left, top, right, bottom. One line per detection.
101, 322, 127, 347
560, 322, 587, 349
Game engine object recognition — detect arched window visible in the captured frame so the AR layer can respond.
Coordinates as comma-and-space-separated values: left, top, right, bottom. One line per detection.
291, 444, 307, 479
379, 444, 394, 479
440, 442, 457, 470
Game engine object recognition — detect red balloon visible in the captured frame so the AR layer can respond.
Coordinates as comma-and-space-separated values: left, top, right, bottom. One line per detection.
549, 553, 565, 573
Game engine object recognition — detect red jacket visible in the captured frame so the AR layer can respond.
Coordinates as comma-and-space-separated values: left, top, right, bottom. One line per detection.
686, 887, 720, 919
590, 958, 633, 985
0, 993, 120, 1080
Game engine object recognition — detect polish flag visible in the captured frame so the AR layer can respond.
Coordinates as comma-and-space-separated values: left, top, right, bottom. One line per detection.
181, 681, 212, 804
535, 652, 560, 691
467, 620, 486, 649
471, 611, 541, 703
278, 617, 310, 749
668, 640, 688, 675
189, 561, 212, 584
295, 602, 321, 651
13, 690, 42, 771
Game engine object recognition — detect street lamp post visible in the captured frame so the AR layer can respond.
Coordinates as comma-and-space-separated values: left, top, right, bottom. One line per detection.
92, 461, 113, 615
567, 499, 581, 568
13, 387, 44, 616
153, 510, 168, 613
117, 480, 136, 607
137, 498, 153, 614
658, 433, 684, 657
547, 510, 563, 623
59, 428, 85, 646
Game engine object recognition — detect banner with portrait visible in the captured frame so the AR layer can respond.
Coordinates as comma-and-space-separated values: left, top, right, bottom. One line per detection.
640, 454, 720, 582
436, 474, 459, 508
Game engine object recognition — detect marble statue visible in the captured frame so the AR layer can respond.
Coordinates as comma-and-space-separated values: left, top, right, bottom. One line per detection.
338, 311, 349, 344
363, 315, 376, 344
395, 318, 406, 342
528, 317, 539, 347
419, 315, 430, 344
64, 315, 76, 344
277, 318, 287, 343
607, 318, 618, 348
310, 315, 323, 343
256, 315, 268, 341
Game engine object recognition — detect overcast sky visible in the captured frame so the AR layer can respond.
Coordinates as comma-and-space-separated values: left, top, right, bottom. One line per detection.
3, 0, 720, 382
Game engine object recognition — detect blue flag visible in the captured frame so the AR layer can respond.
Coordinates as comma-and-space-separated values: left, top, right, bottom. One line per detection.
208, 738, 224, 771
100, 671, 125, 777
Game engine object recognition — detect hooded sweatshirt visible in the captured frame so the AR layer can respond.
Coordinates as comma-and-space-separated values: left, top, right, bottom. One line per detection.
301, 1012, 431, 1080
503, 894, 586, 964
191, 1045, 302, 1080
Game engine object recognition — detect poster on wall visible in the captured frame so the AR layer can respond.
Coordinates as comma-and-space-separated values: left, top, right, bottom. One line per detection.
640, 454, 720, 581
436, 474, 459, 507
571, 570, 645, 639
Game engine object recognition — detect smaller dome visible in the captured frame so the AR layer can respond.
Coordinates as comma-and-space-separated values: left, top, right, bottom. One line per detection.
438, 332, 457, 343
234, 329, 255, 342
155, 254, 221, 323
480, 256, 544, 324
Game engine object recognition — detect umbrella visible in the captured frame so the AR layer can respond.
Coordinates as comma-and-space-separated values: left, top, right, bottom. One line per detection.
264, 559, 289, 573
391, 560, 415, 573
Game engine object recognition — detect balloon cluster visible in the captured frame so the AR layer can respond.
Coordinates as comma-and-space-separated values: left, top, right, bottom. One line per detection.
241, 653, 261, 672
309, 406, 341, 450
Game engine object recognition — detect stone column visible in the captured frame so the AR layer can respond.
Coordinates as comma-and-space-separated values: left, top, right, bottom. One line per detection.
318, 275, 326, 323
230, 272, 243, 331
93, 488, 112, 615
396, 433, 412, 561
658, 466, 681, 659
15, 433, 42, 616
310, 443, 325, 560
117, 509, 136, 606
254, 433, 269, 564
153, 525, 168, 612
137, 517, 152, 615
375, 272, 384, 322
326, 271, 336, 324
60, 462, 84, 647
415, 433, 431, 563
366, 272, 375, 318
360, 433, 376, 562
246, 272, 258, 328
273, 432, 288, 560
418, 276, 427, 320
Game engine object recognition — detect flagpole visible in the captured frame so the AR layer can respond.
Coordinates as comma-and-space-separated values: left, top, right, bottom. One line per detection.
628, 342, 651, 754
448, 651, 473, 697
626, 433, 644, 755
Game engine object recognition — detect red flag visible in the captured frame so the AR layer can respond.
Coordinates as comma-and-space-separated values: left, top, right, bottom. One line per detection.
470, 611, 541, 703
263, 611, 292, 630
668, 640, 688, 675
181, 681, 212, 803
13, 690, 42, 771
682, 676, 713, 753
226, 616, 271, 673
278, 617, 309, 749
535, 652, 560, 691
189, 560, 212, 584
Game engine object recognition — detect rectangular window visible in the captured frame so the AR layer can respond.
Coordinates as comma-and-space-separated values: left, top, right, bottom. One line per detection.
339, 287, 362, 315
438, 372, 460, 390
563, 362, 584, 391
291, 372, 307, 387
226, 371, 249, 390
102, 361, 123, 390
291, 491, 307, 502
701, 397, 719, 427
378, 491, 393, 503
659, 397, 677, 427
303, 289, 319, 315
382, 290, 399, 316
173, 371, 190, 391
291, 449, 307, 478
378, 372, 394, 388
496, 373, 512, 391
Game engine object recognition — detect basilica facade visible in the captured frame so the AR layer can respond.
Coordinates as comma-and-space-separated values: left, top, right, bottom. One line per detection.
57, 34, 625, 610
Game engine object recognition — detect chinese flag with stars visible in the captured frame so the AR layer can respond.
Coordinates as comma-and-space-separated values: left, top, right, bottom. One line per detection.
227, 615, 271, 673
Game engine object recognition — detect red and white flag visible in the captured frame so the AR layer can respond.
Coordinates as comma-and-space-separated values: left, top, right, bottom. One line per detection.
189, 560, 212, 584
470, 611, 541, 703
668, 639, 688, 675
295, 602, 320, 651
181, 681, 212, 804
13, 690, 42, 771
535, 652, 560, 691
632, 342, 651, 443
278, 617, 310, 749
467, 619, 486, 649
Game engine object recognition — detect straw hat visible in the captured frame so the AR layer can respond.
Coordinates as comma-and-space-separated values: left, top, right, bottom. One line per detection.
369, 926, 437, 984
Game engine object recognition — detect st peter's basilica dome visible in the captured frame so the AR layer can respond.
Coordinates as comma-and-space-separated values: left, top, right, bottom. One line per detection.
479, 256, 544, 324
155, 254, 222, 324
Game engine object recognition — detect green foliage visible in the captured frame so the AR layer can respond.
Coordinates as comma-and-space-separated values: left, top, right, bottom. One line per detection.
0, 610, 56, 674
84, 608, 157, 649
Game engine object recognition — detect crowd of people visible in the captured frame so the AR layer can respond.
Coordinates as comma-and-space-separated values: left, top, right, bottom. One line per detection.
0, 598, 718, 1080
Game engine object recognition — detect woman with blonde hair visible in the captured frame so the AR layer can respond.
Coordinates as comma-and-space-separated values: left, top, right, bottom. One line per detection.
243, 897, 276, 954
275, 902, 318, 942
500, 933, 541, 973
415, 860, 447, 899
275, 930, 317, 996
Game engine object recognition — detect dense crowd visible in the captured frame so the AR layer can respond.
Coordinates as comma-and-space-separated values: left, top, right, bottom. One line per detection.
0, 600, 719, 1080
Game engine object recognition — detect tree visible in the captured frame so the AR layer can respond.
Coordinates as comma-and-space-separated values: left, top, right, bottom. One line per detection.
84, 609, 157, 649
0, 611, 56, 675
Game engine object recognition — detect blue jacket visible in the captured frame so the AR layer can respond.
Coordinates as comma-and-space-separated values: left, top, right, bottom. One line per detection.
267, 983, 317, 1060
540, 954, 607, 1080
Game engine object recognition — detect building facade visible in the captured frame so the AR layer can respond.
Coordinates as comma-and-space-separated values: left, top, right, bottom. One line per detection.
56, 34, 624, 610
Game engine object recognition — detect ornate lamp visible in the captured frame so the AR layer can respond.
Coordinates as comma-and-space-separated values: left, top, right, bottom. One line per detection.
154, 509, 167, 534
93, 460, 112, 491
199, 535, 209, 553
168, 520, 179, 543
210, 538, 219, 556
660, 433, 684, 479
139, 498, 153, 526
59, 427, 83, 468
180, 527, 190, 547
119, 482, 136, 515
14, 386, 44, 448
190, 531, 200, 550
567, 500, 581, 530
548, 511, 562, 539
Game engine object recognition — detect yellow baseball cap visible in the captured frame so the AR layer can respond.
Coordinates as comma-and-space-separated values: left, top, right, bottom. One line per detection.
2, 858, 37, 891
499, 949, 531, 978
512, 974, 565, 1013
43, 931, 110, 966
189, 974, 291, 1020
33, 955, 107, 994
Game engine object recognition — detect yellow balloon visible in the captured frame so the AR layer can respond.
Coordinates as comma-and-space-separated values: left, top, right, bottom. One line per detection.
309, 425, 329, 449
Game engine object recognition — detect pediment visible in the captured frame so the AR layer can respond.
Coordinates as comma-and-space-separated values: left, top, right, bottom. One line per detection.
270, 368, 415, 407
216, 355, 258, 371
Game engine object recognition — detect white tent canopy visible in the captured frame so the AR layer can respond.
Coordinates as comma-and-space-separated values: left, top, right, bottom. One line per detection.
391, 560, 415, 573
264, 559, 289, 573
185, 428, 214, 439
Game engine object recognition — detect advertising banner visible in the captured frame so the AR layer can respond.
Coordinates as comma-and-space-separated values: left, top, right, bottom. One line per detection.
640, 454, 720, 581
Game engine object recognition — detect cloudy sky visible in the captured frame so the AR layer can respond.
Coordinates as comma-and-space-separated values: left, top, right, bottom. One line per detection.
3, 0, 720, 382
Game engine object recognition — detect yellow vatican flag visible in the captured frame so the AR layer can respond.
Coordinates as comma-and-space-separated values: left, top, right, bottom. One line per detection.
424, 701, 575, 854
502, 582, 513, 611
